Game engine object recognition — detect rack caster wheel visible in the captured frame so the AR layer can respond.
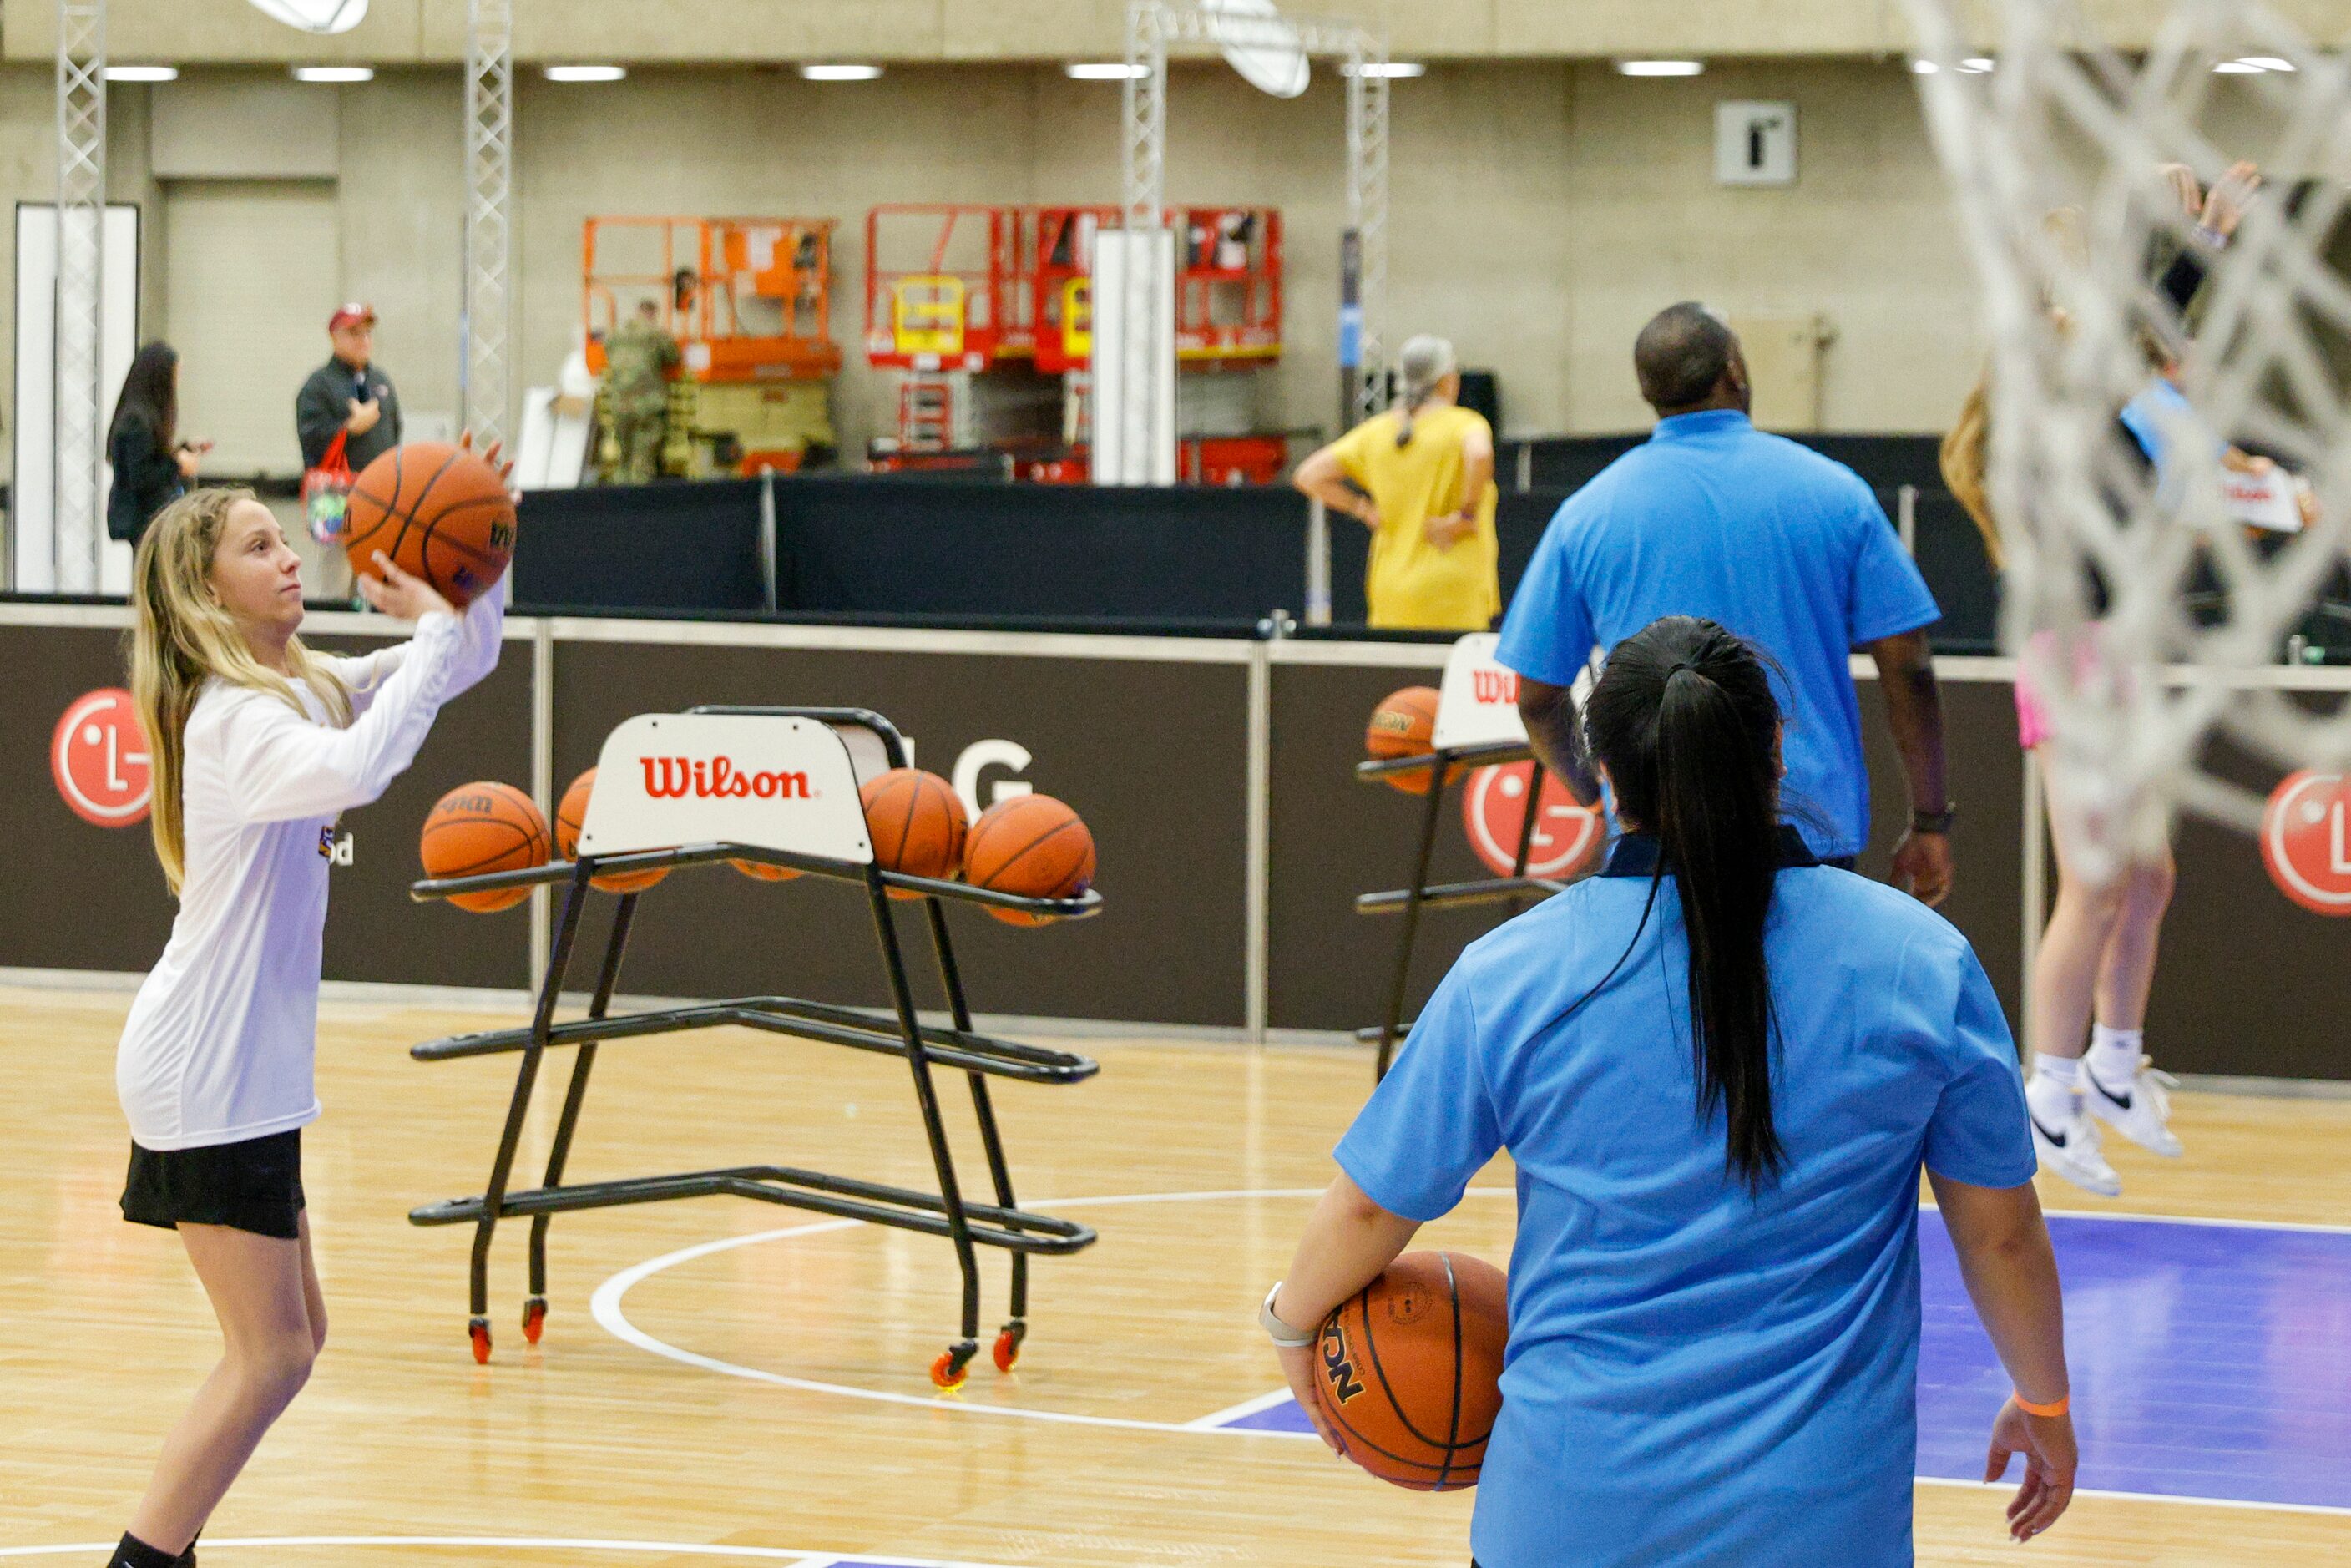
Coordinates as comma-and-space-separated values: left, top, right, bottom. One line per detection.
468, 1318, 492, 1364
522, 1297, 547, 1344
992, 1321, 1027, 1373
930, 1342, 978, 1391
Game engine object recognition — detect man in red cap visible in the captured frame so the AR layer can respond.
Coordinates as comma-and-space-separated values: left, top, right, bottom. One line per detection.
295, 301, 402, 473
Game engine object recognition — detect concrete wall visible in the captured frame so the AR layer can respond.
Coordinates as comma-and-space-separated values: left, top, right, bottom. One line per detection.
9, 0, 2343, 64
0, 50, 2298, 475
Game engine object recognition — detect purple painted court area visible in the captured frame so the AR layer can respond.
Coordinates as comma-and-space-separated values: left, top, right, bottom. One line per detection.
1215, 1212, 2351, 1509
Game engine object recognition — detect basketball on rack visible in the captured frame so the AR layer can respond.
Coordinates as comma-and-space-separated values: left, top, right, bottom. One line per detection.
731, 855, 801, 883
419, 781, 548, 913
1366, 685, 1457, 796
344, 441, 517, 607
963, 793, 1095, 925
557, 766, 668, 893
861, 767, 968, 899
1316, 1251, 1507, 1492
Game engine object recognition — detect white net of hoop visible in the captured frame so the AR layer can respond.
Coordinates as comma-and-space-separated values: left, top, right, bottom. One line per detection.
1904, 0, 2351, 878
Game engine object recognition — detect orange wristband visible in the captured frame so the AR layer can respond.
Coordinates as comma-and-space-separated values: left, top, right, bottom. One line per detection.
2014, 1391, 2070, 1418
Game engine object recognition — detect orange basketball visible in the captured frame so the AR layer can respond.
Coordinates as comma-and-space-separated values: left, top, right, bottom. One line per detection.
730, 857, 801, 883
861, 768, 968, 900
344, 441, 516, 608
419, 781, 548, 913
963, 793, 1095, 926
1316, 1251, 1507, 1491
555, 766, 668, 893
1366, 685, 1459, 796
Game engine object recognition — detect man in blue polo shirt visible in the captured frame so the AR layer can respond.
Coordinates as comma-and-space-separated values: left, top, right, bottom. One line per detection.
1499, 302, 1954, 899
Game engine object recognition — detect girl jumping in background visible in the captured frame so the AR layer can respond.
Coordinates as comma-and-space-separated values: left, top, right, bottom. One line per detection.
1263, 617, 2072, 1565
109, 483, 503, 1568
1939, 162, 2267, 1195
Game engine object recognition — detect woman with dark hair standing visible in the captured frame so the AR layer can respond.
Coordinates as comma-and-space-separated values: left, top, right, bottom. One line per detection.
1264, 616, 2074, 1564
108, 342, 209, 549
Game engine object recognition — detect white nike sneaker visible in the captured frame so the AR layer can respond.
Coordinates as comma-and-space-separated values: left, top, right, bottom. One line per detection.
2030, 1100, 2121, 1197
2084, 1057, 2185, 1158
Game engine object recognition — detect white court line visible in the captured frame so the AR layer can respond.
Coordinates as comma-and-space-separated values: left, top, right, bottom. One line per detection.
594, 1187, 2351, 1516
0, 1540, 1015, 1565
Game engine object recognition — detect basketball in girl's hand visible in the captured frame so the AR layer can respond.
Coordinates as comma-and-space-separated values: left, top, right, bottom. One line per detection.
1317, 1251, 1507, 1491
555, 766, 667, 893
963, 793, 1095, 925
1365, 685, 1459, 795
861, 768, 968, 899
344, 441, 516, 607
420, 781, 547, 913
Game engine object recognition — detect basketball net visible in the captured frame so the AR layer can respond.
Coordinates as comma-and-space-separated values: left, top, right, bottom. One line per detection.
1904, 0, 2351, 881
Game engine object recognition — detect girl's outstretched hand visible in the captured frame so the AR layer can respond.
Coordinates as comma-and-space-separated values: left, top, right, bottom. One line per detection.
356, 550, 455, 622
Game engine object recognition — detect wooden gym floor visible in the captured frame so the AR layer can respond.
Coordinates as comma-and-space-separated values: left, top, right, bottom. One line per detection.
3, 982, 2348, 1565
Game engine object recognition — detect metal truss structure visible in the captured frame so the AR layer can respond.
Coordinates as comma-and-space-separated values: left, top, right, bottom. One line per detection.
1119, 0, 1388, 483
463, 0, 513, 451
54, 0, 106, 593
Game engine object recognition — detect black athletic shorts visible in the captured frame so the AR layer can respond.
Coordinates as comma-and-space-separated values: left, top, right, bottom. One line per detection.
121, 1128, 306, 1240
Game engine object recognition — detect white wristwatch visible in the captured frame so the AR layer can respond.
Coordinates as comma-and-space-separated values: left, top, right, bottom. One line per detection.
1260, 1282, 1315, 1348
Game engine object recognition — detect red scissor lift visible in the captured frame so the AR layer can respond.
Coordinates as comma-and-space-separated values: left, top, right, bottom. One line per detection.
865, 204, 1287, 483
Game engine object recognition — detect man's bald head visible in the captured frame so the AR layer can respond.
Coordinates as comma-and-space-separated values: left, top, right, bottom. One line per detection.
1634, 302, 1747, 416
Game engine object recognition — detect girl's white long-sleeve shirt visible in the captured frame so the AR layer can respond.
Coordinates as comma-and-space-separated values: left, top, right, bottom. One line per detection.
117, 593, 504, 1151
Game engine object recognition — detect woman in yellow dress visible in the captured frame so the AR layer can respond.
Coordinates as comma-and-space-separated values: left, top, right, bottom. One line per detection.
1293, 335, 1499, 630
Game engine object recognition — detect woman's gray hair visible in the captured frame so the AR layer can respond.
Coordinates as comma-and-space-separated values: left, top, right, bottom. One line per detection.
1394, 334, 1459, 447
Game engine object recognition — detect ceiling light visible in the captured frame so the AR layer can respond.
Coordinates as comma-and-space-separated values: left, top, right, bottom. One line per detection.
2212, 60, 2266, 74
1911, 60, 1939, 75
800, 63, 882, 81
1067, 62, 1148, 80
1615, 60, 1704, 78
1342, 62, 1426, 78
544, 64, 626, 83
2237, 57, 2297, 73
1959, 58, 1995, 73
291, 65, 372, 83
104, 64, 179, 83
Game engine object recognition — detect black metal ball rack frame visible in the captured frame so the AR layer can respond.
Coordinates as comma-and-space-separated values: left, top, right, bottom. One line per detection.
1354, 740, 1566, 1080
406, 706, 1100, 1390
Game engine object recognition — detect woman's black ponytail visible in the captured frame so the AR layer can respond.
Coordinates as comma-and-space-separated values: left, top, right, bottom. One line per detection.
1585, 616, 1787, 1191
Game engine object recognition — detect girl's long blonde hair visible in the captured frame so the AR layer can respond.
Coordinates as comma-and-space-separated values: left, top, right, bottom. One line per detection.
1939, 370, 2004, 570
129, 488, 351, 893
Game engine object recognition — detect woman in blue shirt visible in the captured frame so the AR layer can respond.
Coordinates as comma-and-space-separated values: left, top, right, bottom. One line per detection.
1262, 616, 2075, 1565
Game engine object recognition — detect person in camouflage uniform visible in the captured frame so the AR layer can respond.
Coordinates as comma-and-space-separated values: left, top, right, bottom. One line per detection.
604, 300, 680, 484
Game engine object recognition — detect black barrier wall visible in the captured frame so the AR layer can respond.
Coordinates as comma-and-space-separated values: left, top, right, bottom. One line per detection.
548, 630, 1251, 1027
0, 614, 532, 989
3, 607, 2342, 1081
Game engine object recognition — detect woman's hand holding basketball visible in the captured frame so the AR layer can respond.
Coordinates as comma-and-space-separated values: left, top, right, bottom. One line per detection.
1274, 1337, 1347, 1459
356, 550, 455, 621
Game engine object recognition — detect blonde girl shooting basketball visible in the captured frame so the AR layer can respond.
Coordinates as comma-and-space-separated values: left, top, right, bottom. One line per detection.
1267, 617, 2074, 1564
108, 481, 503, 1568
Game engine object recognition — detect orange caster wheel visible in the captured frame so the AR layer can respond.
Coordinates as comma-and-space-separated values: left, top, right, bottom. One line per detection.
930, 1344, 975, 1391
522, 1297, 547, 1344
992, 1323, 1026, 1373
468, 1318, 492, 1364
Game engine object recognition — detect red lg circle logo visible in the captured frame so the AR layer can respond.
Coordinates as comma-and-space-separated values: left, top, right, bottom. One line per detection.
53, 687, 152, 827
2263, 769, 2351, 916
1460, 761, 1600, 879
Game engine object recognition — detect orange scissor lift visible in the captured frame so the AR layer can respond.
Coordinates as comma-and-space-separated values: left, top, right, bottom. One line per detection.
584, 216, 844, 474
865, 203, 1287, 483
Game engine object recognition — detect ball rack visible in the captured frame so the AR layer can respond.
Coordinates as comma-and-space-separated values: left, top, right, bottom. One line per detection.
1353, 741, 1566, 1081
406, 706, 1100, 1389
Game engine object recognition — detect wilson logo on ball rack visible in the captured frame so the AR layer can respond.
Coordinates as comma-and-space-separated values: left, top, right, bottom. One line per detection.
638, 756, 815, 801
1470, 667, 1518, 705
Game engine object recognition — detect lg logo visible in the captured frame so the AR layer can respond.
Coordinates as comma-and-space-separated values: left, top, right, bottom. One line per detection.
53, 688, 152, 827
901, 736, 1037, 820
